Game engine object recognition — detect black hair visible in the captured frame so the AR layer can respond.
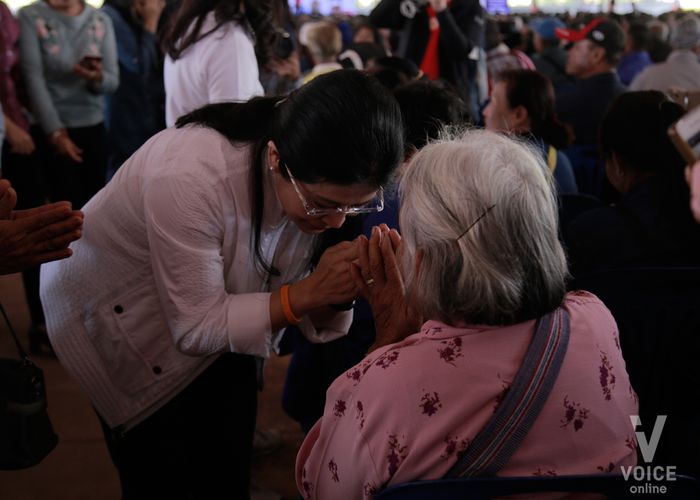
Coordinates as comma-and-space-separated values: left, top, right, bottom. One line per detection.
600, 91, 692, 224
176, 69, 403, 276
627, 22, 651, 51
366, 56, 421, 90
600, 91, 684, 175
540, 37, 561, 49
648, 38, 672, 63
160, 0, 274, 65
352, 16, 382, 45
393, 81, 470, 157
497, 69, 572, 150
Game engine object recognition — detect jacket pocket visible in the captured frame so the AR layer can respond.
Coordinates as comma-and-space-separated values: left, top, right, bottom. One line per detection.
83, 281, 175, 397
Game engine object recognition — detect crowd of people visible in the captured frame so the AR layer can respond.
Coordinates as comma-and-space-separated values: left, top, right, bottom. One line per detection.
2, 0, 700, 498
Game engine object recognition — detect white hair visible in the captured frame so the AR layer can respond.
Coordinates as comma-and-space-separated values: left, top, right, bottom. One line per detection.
398, 128, 568, 326
671, 14, 700, 50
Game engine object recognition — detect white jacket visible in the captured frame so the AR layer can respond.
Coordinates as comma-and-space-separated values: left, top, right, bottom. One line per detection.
40, 126, 351, 430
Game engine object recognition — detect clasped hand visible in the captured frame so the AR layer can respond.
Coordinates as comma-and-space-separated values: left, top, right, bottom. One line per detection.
351, 224, 422, 353
0, 180, 84, 275
303, 240, 361, 308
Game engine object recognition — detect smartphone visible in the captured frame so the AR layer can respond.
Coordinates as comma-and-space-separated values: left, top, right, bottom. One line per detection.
79, 55, 102, 70
669, 105, 700, 164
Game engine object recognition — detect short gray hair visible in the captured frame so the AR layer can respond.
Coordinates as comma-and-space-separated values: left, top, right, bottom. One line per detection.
671, 14, 700, 50
398, 129, 568, 326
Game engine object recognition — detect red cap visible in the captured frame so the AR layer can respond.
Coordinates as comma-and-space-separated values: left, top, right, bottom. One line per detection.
555, 18, 625, 55
555, 18, 604, 42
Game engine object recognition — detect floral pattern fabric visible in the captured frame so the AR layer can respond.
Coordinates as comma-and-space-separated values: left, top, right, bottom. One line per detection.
296, 292, 638, 499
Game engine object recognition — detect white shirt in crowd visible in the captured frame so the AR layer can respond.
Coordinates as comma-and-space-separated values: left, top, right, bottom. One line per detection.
164, 11, 264, 127
630, 49, 700, 92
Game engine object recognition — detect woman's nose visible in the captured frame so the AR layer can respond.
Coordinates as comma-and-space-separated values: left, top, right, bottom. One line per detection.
322, 211, 347, 229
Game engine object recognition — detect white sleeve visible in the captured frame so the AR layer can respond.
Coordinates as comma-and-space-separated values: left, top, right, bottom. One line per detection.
202, 24, 264, 103
629, 68, 648, 91
143, 171, 274, 358
297, 310, 353, 345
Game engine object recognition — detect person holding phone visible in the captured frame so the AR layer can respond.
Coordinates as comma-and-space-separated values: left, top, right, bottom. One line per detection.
18, 0, 118, 208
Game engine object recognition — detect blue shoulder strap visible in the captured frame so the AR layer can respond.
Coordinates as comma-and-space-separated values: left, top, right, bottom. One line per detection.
444, 307, 571, 478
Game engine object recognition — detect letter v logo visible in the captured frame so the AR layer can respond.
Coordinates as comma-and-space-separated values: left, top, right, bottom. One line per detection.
631, 415, 667, 463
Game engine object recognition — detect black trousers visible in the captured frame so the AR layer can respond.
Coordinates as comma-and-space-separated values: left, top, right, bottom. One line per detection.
99, 353, 258, 500
1, 130, 51, 327
48, 123, 108, 209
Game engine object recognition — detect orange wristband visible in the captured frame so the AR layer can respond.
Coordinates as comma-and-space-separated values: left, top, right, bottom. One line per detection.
280, 284, 301, 325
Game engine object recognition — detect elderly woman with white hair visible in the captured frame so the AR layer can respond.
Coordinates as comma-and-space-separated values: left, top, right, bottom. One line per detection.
295, 130, 638, 499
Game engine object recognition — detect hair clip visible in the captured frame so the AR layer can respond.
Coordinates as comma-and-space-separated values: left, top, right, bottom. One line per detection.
455, 204, 497, 241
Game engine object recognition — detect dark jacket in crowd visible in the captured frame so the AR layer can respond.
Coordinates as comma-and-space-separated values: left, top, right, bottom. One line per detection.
370, 0, 483, 107
556, 71, 625, 145
564, 177, 700, 278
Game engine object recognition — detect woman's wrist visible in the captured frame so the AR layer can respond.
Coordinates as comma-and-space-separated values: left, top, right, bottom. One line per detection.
289, 277, 321, 318
48, 128, 67, 146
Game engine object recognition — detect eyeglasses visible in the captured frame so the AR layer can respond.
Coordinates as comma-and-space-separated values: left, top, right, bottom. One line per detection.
281, 161, 384, 217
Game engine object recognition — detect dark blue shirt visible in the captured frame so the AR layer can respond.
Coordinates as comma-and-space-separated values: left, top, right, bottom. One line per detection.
556, 71, 626, 146
103, 4, 164, 171
617, 50, 651, 86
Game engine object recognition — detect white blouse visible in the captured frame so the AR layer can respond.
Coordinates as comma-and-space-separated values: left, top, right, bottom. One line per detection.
164, 11, 264, 127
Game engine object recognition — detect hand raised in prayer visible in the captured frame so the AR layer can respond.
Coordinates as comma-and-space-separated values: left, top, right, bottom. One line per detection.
0, 180, 84, 274
352, 224, 422, 353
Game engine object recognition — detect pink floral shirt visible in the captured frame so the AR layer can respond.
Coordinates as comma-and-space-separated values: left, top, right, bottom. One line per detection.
296, 292, 639, 498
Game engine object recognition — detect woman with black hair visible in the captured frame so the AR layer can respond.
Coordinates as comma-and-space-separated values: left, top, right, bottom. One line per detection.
40, 69, 404, 499
565, 91, 700, 277
483, 69, 578, 195
161, 0, 274, 126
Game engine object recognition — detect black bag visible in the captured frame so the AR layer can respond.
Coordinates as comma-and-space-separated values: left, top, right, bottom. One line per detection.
0, 303, 58, 470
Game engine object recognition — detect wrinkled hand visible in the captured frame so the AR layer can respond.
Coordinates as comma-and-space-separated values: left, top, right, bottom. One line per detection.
0, 201, 84, 275
687, 161, 700, 223
352, 225, 422, 352
50, 130, 83, 163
